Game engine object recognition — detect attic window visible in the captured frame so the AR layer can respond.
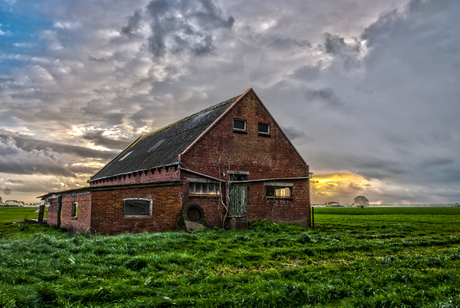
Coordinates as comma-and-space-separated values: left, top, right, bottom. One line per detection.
233, 119, 246, 131
119, 151, 133, 161
148, 139, 165, 152
258, 123, 270, 134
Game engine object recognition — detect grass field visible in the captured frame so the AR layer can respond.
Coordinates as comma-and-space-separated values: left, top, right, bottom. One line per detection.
1, 207, 459, 307
0, 207, 45, 223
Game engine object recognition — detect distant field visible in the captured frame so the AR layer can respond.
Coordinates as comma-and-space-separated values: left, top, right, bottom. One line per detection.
0, 207, 459, 307
314, 206, 460, 234
0, 207, 45, 223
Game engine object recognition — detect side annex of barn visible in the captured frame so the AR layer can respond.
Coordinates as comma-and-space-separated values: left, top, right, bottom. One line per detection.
39, 88, 312, 234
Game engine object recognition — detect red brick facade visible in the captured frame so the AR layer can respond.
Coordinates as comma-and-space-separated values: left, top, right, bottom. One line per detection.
43, 89, 311, 234
90, 184, 181, 234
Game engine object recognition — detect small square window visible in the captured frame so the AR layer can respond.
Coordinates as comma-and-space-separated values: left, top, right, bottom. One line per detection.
71, 202, 78, 218
233, 119, 246, 131
258, 123, 270, 134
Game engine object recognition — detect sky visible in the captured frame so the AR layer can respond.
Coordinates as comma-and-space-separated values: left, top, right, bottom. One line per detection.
0, 0, 459, 204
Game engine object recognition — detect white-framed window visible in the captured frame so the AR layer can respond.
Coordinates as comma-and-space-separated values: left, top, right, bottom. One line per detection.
189, 182, 221, 196
258, 123, 270, 134
233, 119, 246, 131
123, 198, 152, 217
71, 202, 78, 219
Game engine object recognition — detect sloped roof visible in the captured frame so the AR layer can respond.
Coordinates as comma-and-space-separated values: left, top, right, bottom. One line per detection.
90, 93, 242, 181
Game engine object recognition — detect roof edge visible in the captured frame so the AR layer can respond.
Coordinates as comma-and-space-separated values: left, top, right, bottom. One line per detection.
90, 135, 143, 181
250, 89, 309, 167
89, 162, 179, 183
179, 88, 253, 158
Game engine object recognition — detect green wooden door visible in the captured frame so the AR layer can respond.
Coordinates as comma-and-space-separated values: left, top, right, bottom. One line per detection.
229, 184, 248, 217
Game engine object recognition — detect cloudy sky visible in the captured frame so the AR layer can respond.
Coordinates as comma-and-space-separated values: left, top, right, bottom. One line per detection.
0, 0, 459, 204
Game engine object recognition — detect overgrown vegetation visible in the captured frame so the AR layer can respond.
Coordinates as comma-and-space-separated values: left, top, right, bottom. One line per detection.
1, 207, 460, 307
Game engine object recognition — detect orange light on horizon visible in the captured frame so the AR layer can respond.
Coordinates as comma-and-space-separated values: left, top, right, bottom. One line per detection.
310, 172, 374, 204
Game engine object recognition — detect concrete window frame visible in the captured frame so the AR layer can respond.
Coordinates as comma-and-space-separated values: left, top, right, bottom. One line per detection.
123, 198, 153, 218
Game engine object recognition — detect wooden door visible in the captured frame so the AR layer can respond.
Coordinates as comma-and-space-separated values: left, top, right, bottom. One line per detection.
229, 184, 248, 218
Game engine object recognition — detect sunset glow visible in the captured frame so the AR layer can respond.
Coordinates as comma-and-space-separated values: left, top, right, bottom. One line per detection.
311, 172, 376, 204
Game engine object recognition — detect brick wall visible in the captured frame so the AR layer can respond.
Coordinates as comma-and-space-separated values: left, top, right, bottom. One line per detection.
46, 197, 60, 226
181, 92, 309, 180
180, 171, 226, 227
180, 92, 311, 226
91, 166, 179, 187
90, 184, 182, 234
60, 193, 92, 233
246, 180, 310, 226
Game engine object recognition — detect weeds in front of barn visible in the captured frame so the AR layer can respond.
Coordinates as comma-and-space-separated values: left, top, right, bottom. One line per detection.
1, 207, 460, 307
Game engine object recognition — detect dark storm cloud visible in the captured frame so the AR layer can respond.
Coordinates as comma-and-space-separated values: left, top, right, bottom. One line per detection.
121, 9, 142, 38
0, 130, 116, 160
144, 0, 234, 57
0, 143, 74, 176
323, 33, 361, 55
292, 65, 321, 81
0, 77, 15, 82
82, 131, 131, 150
0, 133, 103, 177
282, 126, 312, 142
305, 88, 343, 108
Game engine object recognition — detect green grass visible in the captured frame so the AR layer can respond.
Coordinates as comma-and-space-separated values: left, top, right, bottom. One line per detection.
0, 207, 46, 223
1, 207, 460, 307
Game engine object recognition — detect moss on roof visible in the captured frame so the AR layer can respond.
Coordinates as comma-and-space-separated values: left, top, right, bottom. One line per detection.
90, 93, 242, 181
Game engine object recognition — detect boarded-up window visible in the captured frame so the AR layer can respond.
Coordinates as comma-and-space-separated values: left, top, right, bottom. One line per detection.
123, 199, 152, 216
266, 186, 292, 198
230, 173, 247, 181
189, 183, 220, 196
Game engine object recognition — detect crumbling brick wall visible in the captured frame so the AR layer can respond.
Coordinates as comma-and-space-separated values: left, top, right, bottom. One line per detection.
46, 197, 60, 227
60, 193, 92, 233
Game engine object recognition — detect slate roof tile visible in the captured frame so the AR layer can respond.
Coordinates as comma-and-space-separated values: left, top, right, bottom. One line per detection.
90, 93, 242, 181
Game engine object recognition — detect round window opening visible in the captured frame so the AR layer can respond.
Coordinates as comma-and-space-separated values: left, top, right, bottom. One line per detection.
187, 208, 201, 222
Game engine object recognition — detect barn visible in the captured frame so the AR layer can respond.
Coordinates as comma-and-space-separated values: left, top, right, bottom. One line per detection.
39, 88, 311, 234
